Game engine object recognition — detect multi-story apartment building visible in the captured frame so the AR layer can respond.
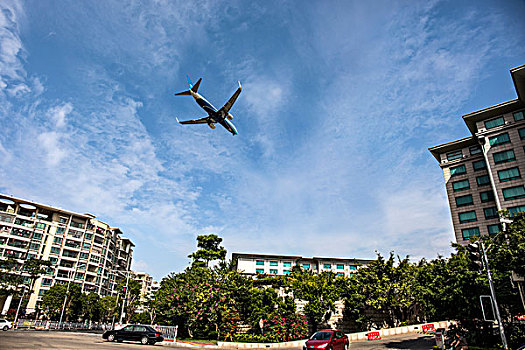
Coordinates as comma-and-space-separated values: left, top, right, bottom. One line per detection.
232, 253, 371, 278
429, 64, 525, 245
133, 271, 156, 302
0, 194, 134, 315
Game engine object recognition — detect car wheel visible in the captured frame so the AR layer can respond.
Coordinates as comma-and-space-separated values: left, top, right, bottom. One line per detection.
2, 326, 7, 331
107, 334, 115, 342
141, 336, 149, 345
344, 343, 349, 350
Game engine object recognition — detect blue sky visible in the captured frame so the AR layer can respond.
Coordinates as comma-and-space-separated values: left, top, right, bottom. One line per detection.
1, 0, 524, 280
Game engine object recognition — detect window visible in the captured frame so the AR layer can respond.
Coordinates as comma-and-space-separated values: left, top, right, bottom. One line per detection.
35, 223, 46, 230
302, 264, 310, 269
480, 191, 495, 203
459, 211, 477, 223
79, 252, 89, 259
256, 268, 264, 274
337, 264, 344, 270
493, 149, 515, 164
498, 167, 521, 182
470, 145, 482, 155
56, 227, 65, 234
483, 207, 498, 219
508, 205, 525, 215
452, 179, 470, 192
53, 237, 63, 244
337, 272, 344, 277
503, 186, 525, 200
78, 262, 86, 270
323, 264, 332, 269
283, 262, 291, 267
269, 269, 278, 274
42, 278, 52, 286
489, 133, 510, 147
38, 289, 47, 296
476, 175, 490, 187
49, 257, 58, 264
349, 265, 357, 270
514, 111, 524, 121
472, 160, 486, 171
462, 227, 480, 240
487, 224, 501, 235
519, 128, 525, 140
446, 150, 463, 161
484, 117, 505, 129
59, 217, 68, 224
455, 195, 473, 207
75, 272, 85, 280
82, 243, 91, 250
450, 165, 466, 176
29, 242, 40, 251
269, 261, 278, 266
85, 233, 93, 240
283, 270, 291, 275
256, 260, 264, 266
33, 232, 43, 240
50, 247, 60, 254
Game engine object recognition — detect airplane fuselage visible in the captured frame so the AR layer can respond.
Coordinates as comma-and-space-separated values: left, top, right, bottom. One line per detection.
191, 90, 238, 135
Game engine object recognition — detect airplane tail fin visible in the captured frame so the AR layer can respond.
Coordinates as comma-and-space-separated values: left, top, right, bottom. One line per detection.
175, 76, 202, 96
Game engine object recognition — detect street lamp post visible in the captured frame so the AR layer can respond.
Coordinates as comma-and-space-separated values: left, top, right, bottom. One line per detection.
119, 271, 129, 325
13, 286, 26, 327
58, 270, 73, 329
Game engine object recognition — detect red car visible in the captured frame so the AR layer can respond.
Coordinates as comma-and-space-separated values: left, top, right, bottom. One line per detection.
304, 330, 349, 350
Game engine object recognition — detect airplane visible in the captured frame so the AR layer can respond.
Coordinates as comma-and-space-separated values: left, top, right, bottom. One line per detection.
175, 76, 242, 136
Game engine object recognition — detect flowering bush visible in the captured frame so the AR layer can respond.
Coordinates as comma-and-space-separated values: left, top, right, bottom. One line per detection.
261, 313, 309, 343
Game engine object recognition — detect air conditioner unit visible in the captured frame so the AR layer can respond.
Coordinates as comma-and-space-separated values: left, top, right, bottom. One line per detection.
505, 120, 511, 125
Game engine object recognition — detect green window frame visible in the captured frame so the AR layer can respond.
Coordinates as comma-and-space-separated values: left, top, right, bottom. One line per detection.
256, 260, 264, 266
480, 191, 494, 203
82, 243, 91, 250
79, 252, 89, 259
337, 264, 344, 270
519, 128, 525, 140
498, 167, 521, 182
32, 232, 43, 240
53, 237, 63, 244
483, 207, 498, 219
323, 264, 331, 269
462, 227, 480, 240
484, 117, 505, 129
283, 270, 291, 275
337, 272, 344, 277
283, 261, 291, 267
35, 222, 46, 230
349, 265, 357, 270
469, 146, 482, 155
269, 261, 278, 266
50, 247, 60, 254
472, 160, 487, 171
49, 257, 58, 264
85, 233, 93, 240
459, 211, 477, 223
487, 224, 501, 235
476, 175, 490, 187
450, 165, 466, 176
56, 227, 65, 234
452, 179, 470, 192
42, 278, 52, 286
455, 194, 473, 207
503, 186, 525, 200
489, 133, 510, 147
75, 272, 85, 280
493, 149, 515, 164
256, 268, 264, 274
514, 111, 524, 121
269, 269, 278, 274
302, 264, 310, 269
29, 242, 40, 251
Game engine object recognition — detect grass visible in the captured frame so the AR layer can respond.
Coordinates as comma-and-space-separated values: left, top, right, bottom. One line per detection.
176, 338, 218, 344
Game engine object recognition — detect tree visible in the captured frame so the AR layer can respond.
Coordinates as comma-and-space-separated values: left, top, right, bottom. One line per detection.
81, 292, 101, 322
116, 279, 141, 323
188, 234, 227, 268
99, 296, 119, 323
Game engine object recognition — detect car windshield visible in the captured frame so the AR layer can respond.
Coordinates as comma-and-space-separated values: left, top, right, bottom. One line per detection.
311, 332, 332, 341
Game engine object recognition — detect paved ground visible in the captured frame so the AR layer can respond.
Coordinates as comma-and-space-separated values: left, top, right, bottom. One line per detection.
0, 330, 436, 350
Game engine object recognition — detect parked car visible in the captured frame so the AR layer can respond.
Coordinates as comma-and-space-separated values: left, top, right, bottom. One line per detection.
304, 330, 349, 350
103, 324, 164, 345
0, 318, 13, 331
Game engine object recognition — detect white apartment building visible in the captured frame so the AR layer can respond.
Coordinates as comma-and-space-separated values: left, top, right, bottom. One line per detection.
232, 253, 371, 278
0, 194, 134, 315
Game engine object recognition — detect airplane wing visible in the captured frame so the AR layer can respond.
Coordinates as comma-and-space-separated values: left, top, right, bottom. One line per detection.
218, 81, 242, 115
176, 116, 212, 125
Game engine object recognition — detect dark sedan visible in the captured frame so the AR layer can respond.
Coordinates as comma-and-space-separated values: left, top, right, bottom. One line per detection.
103, 324, 164, 345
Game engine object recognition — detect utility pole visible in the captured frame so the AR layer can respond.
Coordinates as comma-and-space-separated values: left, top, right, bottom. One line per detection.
59, 271, 73, 329
480, 241, 509, 350
13, 286, 26, 327
119, 271, 130, 324
111, 293, 120, 329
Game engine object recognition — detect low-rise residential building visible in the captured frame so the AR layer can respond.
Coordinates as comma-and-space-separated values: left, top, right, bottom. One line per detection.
0, 194, 134, 315
232, 253, 372, 278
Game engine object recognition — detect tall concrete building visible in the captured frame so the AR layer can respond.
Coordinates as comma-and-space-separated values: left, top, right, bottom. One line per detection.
232, 253, 371, 278
0, 194, 134, 315
429, 64, 525, 245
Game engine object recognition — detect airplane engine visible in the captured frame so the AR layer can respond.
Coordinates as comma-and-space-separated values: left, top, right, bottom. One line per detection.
227, 113, 233, 120
208, 123, 216, 129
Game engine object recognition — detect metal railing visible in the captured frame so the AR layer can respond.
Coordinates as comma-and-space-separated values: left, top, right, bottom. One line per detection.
15, 319, 113, 330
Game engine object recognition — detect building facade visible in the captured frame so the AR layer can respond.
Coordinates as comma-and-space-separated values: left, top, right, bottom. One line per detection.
232, 253, 371, 278
429, 64, 525, 244
0, 194, 134, 315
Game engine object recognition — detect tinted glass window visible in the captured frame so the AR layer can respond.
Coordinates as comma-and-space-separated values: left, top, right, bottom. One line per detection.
489, 133, 510, 146
446, 150, 463, 161
484, 117, 504, 129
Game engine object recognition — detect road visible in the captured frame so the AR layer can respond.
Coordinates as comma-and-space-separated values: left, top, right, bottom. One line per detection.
0, 330, 436, 350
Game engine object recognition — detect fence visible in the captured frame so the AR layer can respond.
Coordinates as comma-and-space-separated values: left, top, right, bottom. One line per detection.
15, 319, 112, 330
151, 324, 178, 342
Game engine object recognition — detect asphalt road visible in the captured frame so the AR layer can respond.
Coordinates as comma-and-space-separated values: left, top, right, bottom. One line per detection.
0, 330, 436, 350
